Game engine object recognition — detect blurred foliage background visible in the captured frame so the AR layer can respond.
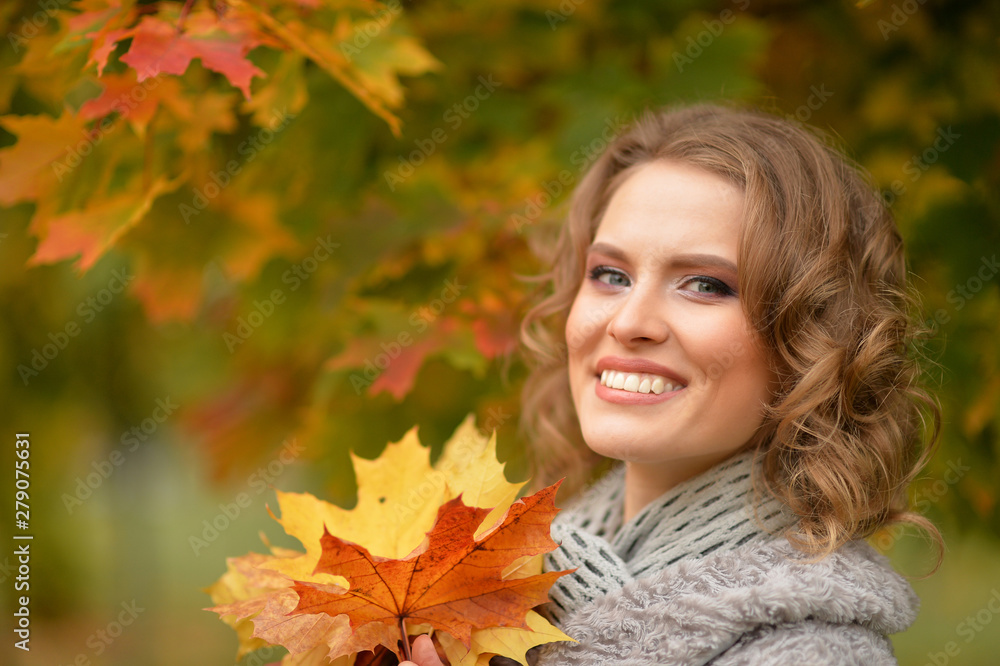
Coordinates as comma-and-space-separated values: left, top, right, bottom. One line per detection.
1, 0, 999, 664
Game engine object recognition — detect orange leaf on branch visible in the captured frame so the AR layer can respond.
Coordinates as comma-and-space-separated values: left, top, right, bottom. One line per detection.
66, 1, 136, 76
78, 71, 183, 137
0, 111, 88, 207
28, 175, 184, 272
289, 483, 568, 661
325, 315, 463, 401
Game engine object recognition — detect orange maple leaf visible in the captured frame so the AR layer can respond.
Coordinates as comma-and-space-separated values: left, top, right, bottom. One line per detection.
0, 111, 89, 207
284, 483, 568, 661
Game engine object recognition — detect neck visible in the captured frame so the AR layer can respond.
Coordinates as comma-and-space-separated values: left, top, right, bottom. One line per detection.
623, 451, 743, 522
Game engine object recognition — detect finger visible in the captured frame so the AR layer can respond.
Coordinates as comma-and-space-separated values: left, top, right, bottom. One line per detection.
410, 634, 444, 666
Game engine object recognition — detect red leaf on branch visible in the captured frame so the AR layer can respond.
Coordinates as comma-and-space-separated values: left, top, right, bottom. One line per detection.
111, 12, 266, 98
28, 176, 182, 272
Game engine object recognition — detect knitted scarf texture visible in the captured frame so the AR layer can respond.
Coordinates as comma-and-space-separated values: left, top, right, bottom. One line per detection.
543, 450, 796, 625
525, 452, 919, 665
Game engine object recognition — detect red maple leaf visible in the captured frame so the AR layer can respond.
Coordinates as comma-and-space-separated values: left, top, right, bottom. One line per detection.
90, 11, 266, 98
283, 483, 568, 661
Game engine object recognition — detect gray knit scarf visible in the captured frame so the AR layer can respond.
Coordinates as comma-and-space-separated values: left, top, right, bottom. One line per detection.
543, 451, 797, 625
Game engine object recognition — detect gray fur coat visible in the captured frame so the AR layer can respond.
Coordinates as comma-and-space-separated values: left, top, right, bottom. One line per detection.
530, 535, 918, 665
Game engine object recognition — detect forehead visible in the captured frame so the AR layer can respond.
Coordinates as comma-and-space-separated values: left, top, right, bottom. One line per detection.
593, 160, 745, 259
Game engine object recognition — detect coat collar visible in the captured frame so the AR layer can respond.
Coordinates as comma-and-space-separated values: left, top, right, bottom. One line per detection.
537, 535, 919, 665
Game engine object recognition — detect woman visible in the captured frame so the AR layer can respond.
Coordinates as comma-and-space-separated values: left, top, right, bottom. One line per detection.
407, 103, 941, 665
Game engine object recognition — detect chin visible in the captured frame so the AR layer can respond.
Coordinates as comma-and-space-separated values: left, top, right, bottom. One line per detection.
579, 424, 662, 463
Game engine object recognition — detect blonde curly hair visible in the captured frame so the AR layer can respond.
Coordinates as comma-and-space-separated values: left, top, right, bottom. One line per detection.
518, 102, 942, 559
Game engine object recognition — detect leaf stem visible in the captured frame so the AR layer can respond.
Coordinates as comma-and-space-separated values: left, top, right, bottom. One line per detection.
399, 617, 411, 662
177, 0, 196, 33
142, 113, 155, 193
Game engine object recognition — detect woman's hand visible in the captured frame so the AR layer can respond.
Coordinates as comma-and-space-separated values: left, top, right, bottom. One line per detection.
399, 634, 445, 666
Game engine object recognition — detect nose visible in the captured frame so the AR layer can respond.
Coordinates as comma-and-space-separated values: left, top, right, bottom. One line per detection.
606, 280, 670, 346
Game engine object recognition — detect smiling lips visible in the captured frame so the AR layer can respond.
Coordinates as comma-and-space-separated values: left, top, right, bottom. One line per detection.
600, 369, 681, 395
594, 357, 686, 404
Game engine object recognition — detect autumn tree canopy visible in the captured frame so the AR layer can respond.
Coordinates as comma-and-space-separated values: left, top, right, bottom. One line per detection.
2, 0, 999, 663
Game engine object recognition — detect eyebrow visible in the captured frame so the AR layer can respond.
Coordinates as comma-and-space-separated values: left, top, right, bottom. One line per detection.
587, 242, 738, 275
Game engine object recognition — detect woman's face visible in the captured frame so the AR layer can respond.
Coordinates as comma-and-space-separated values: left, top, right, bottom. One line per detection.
566, 160, 775, 481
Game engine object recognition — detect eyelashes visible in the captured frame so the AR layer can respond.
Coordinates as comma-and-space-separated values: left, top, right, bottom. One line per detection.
586, 265, 736, 297
587, 265, 630, 286
686, 276, 737, 297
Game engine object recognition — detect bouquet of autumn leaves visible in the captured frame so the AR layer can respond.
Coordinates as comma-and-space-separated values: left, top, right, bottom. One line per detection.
205, 416, 574, 665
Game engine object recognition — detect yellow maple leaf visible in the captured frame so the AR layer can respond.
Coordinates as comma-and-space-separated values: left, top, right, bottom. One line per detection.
439, 611, 572, 666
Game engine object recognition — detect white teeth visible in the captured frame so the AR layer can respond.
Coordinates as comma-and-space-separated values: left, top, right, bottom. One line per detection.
623, 374, 640, 392
600, 370, 682, 395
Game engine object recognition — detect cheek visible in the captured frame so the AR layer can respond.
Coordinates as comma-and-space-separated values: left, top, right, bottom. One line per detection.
564, 302, 579, 362
565, 292, 601, 357
564, 295, 592, 406
714, 337, 774, 411
687, 317, 769, 396
681, 318, 745, 378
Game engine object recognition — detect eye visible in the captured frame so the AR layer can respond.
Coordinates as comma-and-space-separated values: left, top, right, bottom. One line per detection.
587, 265, 631, 287
683, 276, 735, 297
